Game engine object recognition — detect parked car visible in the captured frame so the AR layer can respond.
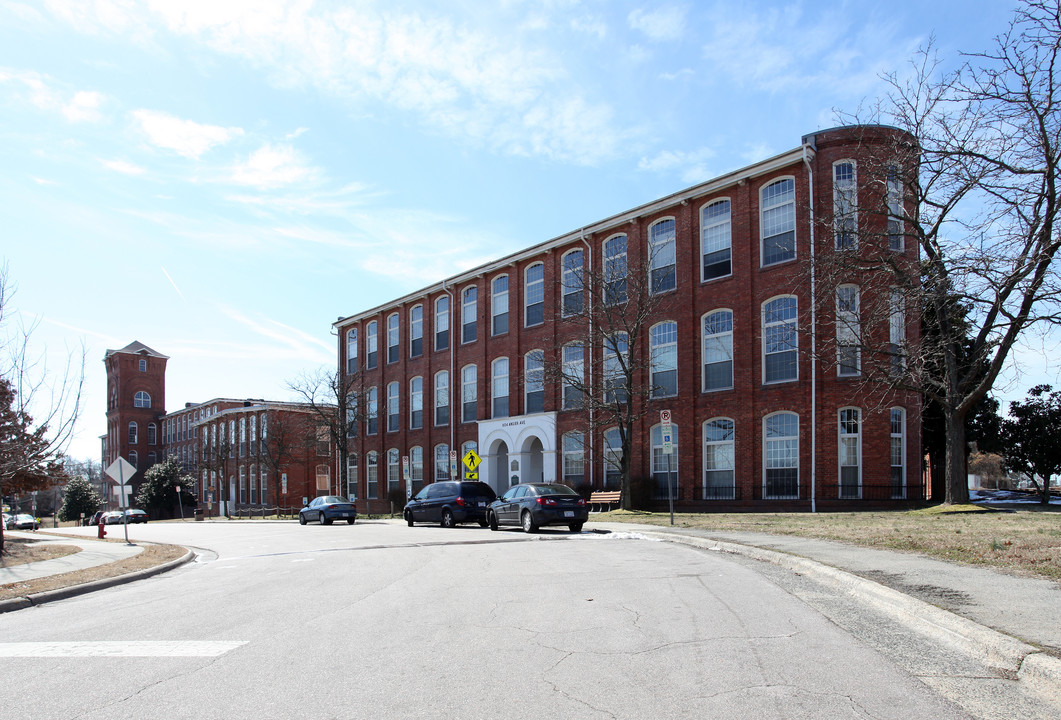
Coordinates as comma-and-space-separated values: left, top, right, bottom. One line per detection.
404, 481, 497, 528
488, 482, 588, 533
89, 510, 107, 526
123, 509, 149, 524
2, 512, 10, 529
102, 511, 125, 525
7, 513, 41, 530
299, 496, 358, 525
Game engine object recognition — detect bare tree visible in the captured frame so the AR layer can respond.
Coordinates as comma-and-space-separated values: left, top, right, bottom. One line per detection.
822, 1, 1061, 504
538, 245, 678, 509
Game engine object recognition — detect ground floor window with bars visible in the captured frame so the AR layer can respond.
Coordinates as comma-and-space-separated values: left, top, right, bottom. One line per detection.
764, 413, 799, 499
703, 418, 735, 499
839, 408, 861, 499
890, 408, 906, 499
435, 444, 449, 481
603, 428, 622, 489
366, 452, 378, 499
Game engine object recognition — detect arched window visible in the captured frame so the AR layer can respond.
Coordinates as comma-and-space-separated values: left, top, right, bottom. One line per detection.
366, 451, 379, 499
761, 178, 795, 265
603, 428, 622, 489
462, 365, 477, 423
702, 310, 733, 391
525, 350, 544, 414
138, 358, 147, 372
435, 444, 450, 481
651, 423, 678, 500
410, 377, 423, 430
128, 450, 138, 469
562, 343, 585, 410
133, 391, 151, 408
249, 464, 257, 504
889, 289, 906, 375
128, 421, 138, 444
492, 275, 509, 335
387, 381, 400, 432
649, 218, 676, 293
388, 448, 400, 494
492, 358, 509, 418
366, 321, 378, 370
833, 160, 857, 249
887, 165, 904, 251
239, 466, 247, 504
701, 199, 732, 281
366, 386, 378, 435
434, 370, 449, 426
562, 249, 584, 316
764, 412, 799, 499
890, 408, 907, 498
387, 313, 400, 364
410, 446, 424, 492
343, 457, 354, 501
147, 423, 157, 446
603, 234, 628, 305
562, 432, 585, 486
525, 263, 544, 326
703, 418, 735, 499
650, 321, 678, 398
462, 286, 478, 343
410, 305, 423, 357
836, 285, 861, 376
435, 295, 450, 350
763, 296, 798, 383
603, 333, 629, 404
839, 408, 862, 499
346, 328, 358, 373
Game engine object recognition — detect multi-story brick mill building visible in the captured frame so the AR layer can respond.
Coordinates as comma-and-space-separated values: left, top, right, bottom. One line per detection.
331, 125, 922, 514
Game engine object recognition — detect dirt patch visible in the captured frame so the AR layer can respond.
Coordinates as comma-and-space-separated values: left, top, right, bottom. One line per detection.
601, 507, 1061, 582
0, 543, 187, 601
0, 538, 81, 567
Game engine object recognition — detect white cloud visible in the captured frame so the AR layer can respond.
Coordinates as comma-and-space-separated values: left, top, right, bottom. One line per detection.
628, 5, 687, 42
229, 143, 317, 189
62, 90, 104, 122
639, 146, 716, 176
570, 15, 607, 39
0, 67, 106, 123
131, 109, 243, 159
31, 176, 59, 185
102, 158, 146, 175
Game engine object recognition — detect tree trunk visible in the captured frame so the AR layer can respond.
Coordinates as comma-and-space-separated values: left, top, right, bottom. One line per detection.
944, 413, 970, 505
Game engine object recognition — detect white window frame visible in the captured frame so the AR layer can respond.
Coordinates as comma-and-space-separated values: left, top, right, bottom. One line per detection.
651, 423, 679, 500
525, 350, 545, 414
603, 234, 628, 305
366, 320, 378, 369
410, 304, 423, 358
702, 309, 734, 392
839, 407, 862, 499
763, 412, 799, 499
833, 160, 858, 250
890, 408, 907, 498
435, 295, 450, 351
562, 343, 585, 410
492, 357, 509, 418
134, 391, 151, 408
562, 432, 585, 487
836, 284, 861, 377
760, 177, 796, 266
386, 312, 399, 364
561, 248, 584, 316
703, 418, 735, 499
491, 274, 509, 336
603, 427, 622, 489
462, 364, 477, 423
367, 451, 379, 499
462, 286, 477, 344
648, 218, 676, 294
410, 376, 423, 430
649, 321, 678, 398
700, 199, 732, 282
386, 381, 399, 433
889, 289, 906, 375
434, 370, 449, 426
346, 328, 358, 374
525, 263, 544, 327
887, 165, 904, 251
762, 295, 798, 384
435, 444, 450, 481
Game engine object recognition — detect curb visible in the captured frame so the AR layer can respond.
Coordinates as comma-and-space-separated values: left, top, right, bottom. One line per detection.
0, 548, 194, 614
631, 529, 1061, 703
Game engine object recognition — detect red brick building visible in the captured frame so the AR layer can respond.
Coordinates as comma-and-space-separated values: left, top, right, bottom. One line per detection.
103, 342, 337, 513
334, 125, 922, 513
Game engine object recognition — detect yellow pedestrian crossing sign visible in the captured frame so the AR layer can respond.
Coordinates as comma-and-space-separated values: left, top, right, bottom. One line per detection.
462, 450, 482, 479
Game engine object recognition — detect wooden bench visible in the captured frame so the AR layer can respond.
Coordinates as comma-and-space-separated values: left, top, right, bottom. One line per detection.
588, 490, 622, 513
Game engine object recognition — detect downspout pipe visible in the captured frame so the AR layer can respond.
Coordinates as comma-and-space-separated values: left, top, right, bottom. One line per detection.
803, 141, 818, 514
579, 229, 594, 488
441, 279, 455, 469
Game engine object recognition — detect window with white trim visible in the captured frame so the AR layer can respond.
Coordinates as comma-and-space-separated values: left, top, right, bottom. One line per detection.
435, 296, 450, 351
492, 275, 509, 336
836, 285, 861, 376
345, 456, 356, 500
603, 332, 629, 405
562, 343, 585, 410
603, 234, 628, 305
702, 310, 733, 391
410, 377, 423, 430
134, 391, 151, 408
839, 408, 861, 498
387, 381, 399, 432
890, 408, 906, 498
761, 178, 795, 265
492, 357, 509, 418
410, 446, 424, 493
434, 370, 449, 426
650, 321, 677, 398
889, 289, 906, 375
410, 305, 423, 357
562, 432, 585, 486
387, 448, 400, 494
462, 286, 477, 343
603, 427, 622, 489
346, 394, 359, 437
128, 421, 138, 444
128, 450, 138, 469
387, 313, 399, 364
703, 418, 735, 499
887, 165, 904, 251
366, 386, 378, 435
651, 423, 678, 499
763, 296, 798, 383
525, 263, 544, 326
346, 328, 358, 373
525, 350, 544, 414
562, 249, 584, 316
366, 321, 378, 369
435, 444, 449, 481
462, 364, 477, 423
138, 358, 147, 372
833, 161, 857, 249
764, 412, 799, 499
649, 218, 676, 293
240, 466, 247, 503
366, 451, 379, 499
147, 423, 157, 445
701, 199, 732, 281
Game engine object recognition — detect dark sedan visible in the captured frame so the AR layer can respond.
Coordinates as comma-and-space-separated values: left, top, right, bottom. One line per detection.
404, 481, 496, 528
299, 496, 358, 525
487, 482, 588, 533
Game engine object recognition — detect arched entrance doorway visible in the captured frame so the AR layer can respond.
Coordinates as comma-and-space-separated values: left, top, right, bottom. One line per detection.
521, 436, 544, 483
492, 439, 510, 493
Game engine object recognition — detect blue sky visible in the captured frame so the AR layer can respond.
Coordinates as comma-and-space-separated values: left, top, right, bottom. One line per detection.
1, 0, 1047, 462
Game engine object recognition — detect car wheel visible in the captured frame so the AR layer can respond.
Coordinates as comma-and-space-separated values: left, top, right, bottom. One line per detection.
320, 512, 332, 526
299, 514, 307, 525
405, 510, 414, 527
440, 509, 455, 528
488, 511, 499, 531
347, 517, 356, 525
521, 511, 537, 533
477, 518, 489, 528
569, 522, 584, 533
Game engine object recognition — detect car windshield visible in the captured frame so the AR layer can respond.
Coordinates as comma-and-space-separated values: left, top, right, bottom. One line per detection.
461, 483, 496, 500
533, 485, 579, 497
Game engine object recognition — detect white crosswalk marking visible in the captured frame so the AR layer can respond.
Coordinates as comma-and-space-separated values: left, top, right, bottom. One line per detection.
0, 641, 246, 657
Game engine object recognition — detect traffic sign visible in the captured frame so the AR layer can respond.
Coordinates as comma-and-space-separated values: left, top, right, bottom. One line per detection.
462, 450, 481, 480
105, 456, 136, 484
660, 409, 674, 454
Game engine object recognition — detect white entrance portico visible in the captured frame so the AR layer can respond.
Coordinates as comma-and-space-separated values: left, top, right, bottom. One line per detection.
477, 413, 557, 494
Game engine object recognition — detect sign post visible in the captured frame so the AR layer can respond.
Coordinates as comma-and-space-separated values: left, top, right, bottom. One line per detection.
105, 457, 137, 545
660, 410, 675, 526
402, 456, 412, 499
449, 450, 458, 481
175, 485, 185, 522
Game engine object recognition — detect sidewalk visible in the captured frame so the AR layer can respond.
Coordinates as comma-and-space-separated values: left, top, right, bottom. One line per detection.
592, 521, 1061, 701
1, 531, 144, 584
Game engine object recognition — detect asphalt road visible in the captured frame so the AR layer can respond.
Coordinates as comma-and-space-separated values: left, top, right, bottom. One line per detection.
0, 520, 1007, 719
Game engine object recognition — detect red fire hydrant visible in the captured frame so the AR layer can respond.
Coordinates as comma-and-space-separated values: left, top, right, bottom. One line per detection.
97, 520, 106, 539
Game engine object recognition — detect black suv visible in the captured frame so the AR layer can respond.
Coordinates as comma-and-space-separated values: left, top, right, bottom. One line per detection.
404, 481, 497, 528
